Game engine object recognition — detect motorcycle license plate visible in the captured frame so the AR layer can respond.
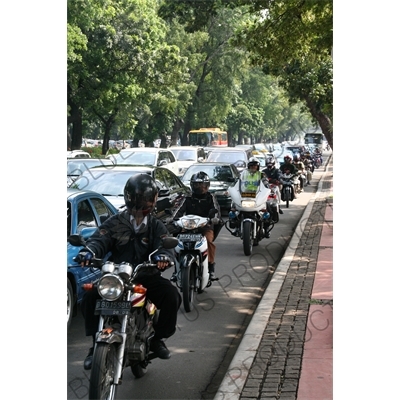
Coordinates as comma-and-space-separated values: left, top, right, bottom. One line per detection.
94, 300, 131, 315
178, 233, 203, 241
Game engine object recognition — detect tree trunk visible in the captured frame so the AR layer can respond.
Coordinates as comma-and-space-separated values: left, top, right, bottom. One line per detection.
305, 96, 333, 150
68, 102, 83, 150
171, 119, 184, 146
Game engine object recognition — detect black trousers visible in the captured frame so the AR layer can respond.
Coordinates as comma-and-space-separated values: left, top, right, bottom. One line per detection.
81, 274, 182, 340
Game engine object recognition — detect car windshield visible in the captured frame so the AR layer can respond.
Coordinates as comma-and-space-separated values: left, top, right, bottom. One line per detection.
67, 159, 114, 175
169, 149, 197, 161
71, 171, 143, 196
182, 165, 233, 182
112, 151, 156, 165
207, 151, 246, 163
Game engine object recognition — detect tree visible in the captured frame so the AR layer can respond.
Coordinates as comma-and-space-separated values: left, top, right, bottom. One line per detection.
232, 0, 333, 149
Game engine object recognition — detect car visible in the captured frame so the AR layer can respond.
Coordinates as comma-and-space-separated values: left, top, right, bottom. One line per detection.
168, 146, 207, 176
235, 144, 256, 151
107, 147, 180, 176
205, 147, 253, 172
283, 145, 306, 157
67, 188, 118, 328
67, 150, 91, 159
67, 158, 115, 186
70, 165, 192, 216
253, 143, 270, 154
180, 162, 240, 211
251, 151, 268, 168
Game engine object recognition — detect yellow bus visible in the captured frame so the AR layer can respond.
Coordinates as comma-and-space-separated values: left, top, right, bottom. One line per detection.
188, 128, 228, 147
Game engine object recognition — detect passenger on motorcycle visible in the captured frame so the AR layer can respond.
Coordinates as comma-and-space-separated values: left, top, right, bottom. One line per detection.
292, 154, 305, 191
168, 171, 222, 280
76, 174, 182, 368
262, 157, 284, 214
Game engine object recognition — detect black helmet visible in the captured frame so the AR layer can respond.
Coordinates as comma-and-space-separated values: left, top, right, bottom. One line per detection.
190, 171, 210, 195
247, 157, 260, 171
124, 174, 158, 217
293, 154, 300, 161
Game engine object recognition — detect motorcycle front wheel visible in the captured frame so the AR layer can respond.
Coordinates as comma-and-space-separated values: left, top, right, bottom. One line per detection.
131, 361, 147, 378
89, 343, 119, 400
182, 264, 196, 312
285, 189, 290, 208
243, 220, 253, 256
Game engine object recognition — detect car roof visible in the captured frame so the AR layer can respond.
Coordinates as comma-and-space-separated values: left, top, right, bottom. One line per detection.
119, 147, 170, 153
67, 187, 109, 200
82, 165, 154, 173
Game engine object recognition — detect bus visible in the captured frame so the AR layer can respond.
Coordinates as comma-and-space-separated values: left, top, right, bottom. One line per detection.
304, 132, 325, 151
188, 128, 228, 147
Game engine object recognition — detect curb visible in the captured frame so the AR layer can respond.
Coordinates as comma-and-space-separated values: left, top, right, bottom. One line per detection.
213, 155, 333, 399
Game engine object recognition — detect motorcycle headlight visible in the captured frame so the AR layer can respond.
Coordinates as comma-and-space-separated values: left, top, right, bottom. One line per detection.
242, 200, 256, 208
97, 274, 124, 301
181, 217, 207, 229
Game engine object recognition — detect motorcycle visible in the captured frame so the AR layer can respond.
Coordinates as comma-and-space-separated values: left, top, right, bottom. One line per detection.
226, 179, 272, 256
169, 210, 219, 312
281, 172, 296, 208
67, 234, 178, 400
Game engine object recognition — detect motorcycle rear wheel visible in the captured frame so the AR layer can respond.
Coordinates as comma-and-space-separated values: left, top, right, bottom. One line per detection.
89, 343, 119, 400
182, 265, 196, 312
243, 220, 253, 256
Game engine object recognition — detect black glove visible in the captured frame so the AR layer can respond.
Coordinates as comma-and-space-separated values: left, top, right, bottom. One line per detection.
74, 250, 93, 265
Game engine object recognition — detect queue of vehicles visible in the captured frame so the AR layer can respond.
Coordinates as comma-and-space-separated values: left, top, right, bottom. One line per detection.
67, 130, 327, 399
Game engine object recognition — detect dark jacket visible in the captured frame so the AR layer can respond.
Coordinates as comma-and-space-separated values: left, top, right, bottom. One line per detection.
279, 163, 298, 175
169, 192, 222, 239
262, 167, 282, 184
84, 210, 175, 271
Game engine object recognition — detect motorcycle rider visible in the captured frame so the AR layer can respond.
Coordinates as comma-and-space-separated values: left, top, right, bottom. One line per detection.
262, 157, 284, 214
168, 171, 222, 280
75, 174, 182, 369
237, 157, 272, 237
279, 155, 299, 199
301, 152, 313, 184
292, 154, 305, 191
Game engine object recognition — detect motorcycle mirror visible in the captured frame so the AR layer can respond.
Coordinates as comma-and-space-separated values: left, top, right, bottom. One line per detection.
161, 237, 179, 249
68, 234, 86, 247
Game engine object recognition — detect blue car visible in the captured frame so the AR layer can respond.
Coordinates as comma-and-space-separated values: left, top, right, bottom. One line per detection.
67, 188, 118, 329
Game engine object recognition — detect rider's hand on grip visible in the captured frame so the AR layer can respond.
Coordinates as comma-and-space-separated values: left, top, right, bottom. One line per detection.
211, 217, 220, 225
74, 251, 93, 267
152, 254, 172, 271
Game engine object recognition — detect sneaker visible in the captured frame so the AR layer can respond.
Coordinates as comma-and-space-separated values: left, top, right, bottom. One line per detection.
150, 338, 171, 359
210, 272, 216, 280
170, 273, 177, 283
307, 181, 310, 185
84, 347, 94, 370
279, 208, 284, 215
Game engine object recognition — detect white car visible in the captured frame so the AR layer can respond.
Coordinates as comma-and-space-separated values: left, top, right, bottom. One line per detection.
107, 147, 180, 176
67, 150, 91, 159
168, 146, 206, 176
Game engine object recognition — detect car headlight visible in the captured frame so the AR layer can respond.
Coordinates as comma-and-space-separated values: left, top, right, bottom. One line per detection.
241, 200, 256, 208
97, 274, 124, 300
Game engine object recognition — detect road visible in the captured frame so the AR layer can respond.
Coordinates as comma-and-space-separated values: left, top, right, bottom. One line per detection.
67, 158, 328, 400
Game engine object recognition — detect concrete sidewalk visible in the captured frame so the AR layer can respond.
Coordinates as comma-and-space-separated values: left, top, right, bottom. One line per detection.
214, 155, 333, 400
